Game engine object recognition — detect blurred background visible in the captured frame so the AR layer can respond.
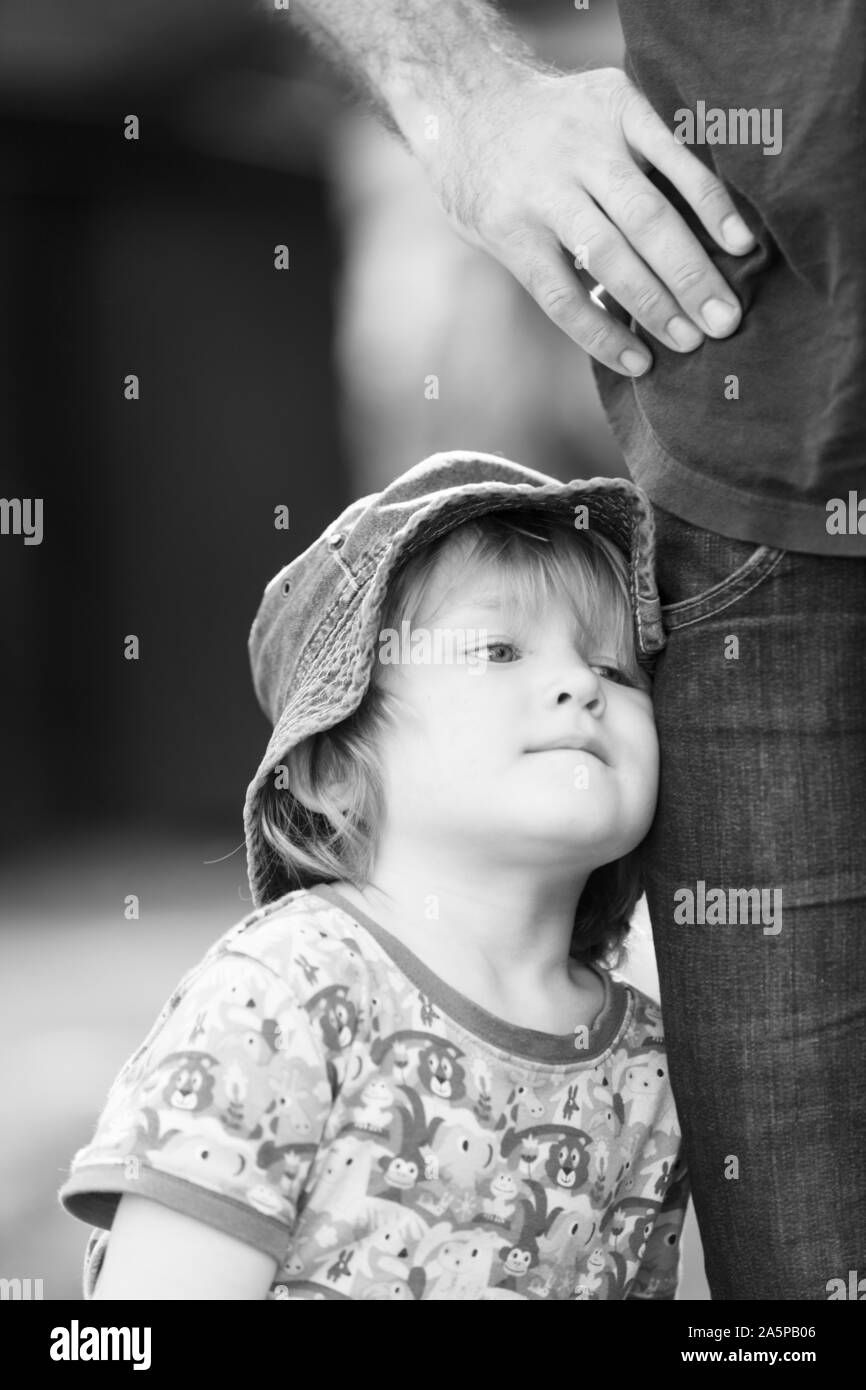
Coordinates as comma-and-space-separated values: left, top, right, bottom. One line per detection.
0, 0, 708, 1298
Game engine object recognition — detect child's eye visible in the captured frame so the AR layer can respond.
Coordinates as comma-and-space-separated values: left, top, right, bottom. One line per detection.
592, 664, 633, 686
477, 641, 520, 663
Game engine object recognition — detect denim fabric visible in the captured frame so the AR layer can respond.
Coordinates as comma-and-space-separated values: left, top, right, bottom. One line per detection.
642, 503, 866, 1300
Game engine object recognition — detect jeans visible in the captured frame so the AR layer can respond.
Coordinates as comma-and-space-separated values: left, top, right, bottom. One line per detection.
642, 503, 866, 1301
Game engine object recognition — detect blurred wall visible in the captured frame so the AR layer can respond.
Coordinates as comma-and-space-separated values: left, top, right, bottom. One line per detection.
0, 8, 349, 848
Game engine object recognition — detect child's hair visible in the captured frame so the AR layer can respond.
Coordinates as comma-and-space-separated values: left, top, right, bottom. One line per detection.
259, 507, 653, 967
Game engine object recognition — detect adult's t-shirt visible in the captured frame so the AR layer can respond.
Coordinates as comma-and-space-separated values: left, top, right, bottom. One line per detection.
592, 0, 866, 556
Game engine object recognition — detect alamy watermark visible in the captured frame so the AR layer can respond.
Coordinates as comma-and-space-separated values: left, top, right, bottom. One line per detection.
826, 1270, 866, 1299
0, 1276, 43, 1299
49, 1321, 151, 1370
826, 491, 865, 535
674, 880, 782, 935
378, 621, 489, 674
673, 101, 782, 157
0, 497, 42, 545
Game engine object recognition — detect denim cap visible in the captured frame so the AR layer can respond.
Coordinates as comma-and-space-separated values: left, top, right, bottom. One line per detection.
243, 449, 666, 907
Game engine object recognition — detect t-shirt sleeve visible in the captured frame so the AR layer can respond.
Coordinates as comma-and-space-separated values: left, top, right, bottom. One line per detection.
625, 1154, 691, 1301
57, 946, 334, 1267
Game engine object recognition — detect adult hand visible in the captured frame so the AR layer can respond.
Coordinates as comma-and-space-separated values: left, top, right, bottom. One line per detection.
405, 67, 756, 376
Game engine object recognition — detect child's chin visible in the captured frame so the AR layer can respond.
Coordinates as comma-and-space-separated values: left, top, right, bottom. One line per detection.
514, 810, 622, 847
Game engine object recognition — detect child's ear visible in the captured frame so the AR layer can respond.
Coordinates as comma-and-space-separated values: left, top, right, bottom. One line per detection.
319, 757, 359, 815
294, 774, 352, 816
326, 752, 358, 806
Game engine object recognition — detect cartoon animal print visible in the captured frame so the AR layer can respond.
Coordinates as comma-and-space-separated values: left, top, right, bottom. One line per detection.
469, 1057, 494, 1122
361, 1279, 416, 1301
630, 1210, 683, 1291
428, 1118, 495, 1191
351, 1078, 396, 1135
503, 1081, 545, 1126
148, 1128, 247, 1182
247, 1064, 323, 1146
217, 1010, 282, 1066
584, 1078, 626, 1137
481, 1172, 520, 1225
629, 1128, 683, 1195
295, 954, 320, 987
304, 985, 359, 1051
537, 1196, 598, 1267
572, 1245, 619, 1299
370, 1031, 468, 1102
561, 1084, 581, 1123
325, 1249, 355, 1285
417, 1041, 467, 1102
376, 1086, 437, 1200
418, 994, 440, 1029
545, 1135, 592, 1191
411, 1224, 501, 1300
254, 1137, 318, 1210
209, 973, 268, 1032
500, 1123, 592, 1190
352, 1223, 413, 1283
599, 1195, 662, 1265
494, 1179, 562, 1288
130, 1106, 252, 1189
308, 1134, 375, 1213
619, 1052, 668, 1100
213, 1058, 275, 1135
156, 1052, 218, 1114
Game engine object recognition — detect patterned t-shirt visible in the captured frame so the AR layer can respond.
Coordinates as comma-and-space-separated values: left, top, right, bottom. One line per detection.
58, 883, 690, 1301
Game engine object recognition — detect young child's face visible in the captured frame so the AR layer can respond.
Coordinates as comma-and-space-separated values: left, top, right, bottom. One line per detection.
373, 559, 660, 874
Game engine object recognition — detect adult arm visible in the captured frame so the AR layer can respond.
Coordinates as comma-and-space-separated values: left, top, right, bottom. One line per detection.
290, 0, 756, 376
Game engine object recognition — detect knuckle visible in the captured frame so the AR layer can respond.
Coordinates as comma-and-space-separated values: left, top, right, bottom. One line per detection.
692, 172, 729, 212
481, 206, 527, 250
497, 220, 537, 257
606, 77, 642, 123
606, 157, 640, 196
620, 191, 668, 235
566, 218, 608, 268
670, 260, 707, 294
579, 317, 615, 355
630, 282, 666, 318
536, 278, 580, 322
568, 212, 603, 249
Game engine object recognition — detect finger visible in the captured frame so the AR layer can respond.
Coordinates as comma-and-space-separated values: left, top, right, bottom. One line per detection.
548, 197, 706, 353
584, 157, 745, 338
496, 229, 653, 376
620, 89, 756, 256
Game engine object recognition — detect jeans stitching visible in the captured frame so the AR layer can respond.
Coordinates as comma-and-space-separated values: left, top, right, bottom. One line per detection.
661, 549, 787, 631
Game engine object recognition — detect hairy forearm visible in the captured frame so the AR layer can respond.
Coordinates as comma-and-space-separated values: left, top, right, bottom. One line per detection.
289, 0, 549, 149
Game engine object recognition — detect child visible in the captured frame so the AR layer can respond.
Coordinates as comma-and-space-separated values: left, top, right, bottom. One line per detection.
58, 449, 689, 1301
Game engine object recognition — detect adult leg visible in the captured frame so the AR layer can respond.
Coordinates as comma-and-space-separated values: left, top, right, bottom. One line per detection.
643, 504, 866, 1300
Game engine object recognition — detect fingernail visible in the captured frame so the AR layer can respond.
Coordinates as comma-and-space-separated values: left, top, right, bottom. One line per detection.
665, 315, 704, 350
721, 213, 755, 252
619, 348, 651, 376
701, 297, 741, 334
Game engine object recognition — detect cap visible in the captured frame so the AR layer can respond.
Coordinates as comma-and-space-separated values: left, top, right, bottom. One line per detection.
243, 449, 665, 906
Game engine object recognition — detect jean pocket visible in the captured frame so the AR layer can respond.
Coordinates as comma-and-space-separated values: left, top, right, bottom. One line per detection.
652, 505, 787, 631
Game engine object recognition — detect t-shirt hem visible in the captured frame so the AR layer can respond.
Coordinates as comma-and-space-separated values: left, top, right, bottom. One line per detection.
57, 1163, 291, 1263
593, 364, 866, 556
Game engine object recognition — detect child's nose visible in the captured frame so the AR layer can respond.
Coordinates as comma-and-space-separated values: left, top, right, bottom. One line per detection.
552, 659, 606, 713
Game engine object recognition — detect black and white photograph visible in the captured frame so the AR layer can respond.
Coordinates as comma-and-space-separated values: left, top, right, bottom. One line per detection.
1, 0, 864, 1344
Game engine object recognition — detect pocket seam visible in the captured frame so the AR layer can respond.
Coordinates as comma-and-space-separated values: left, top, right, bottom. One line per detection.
661, 547, 786, 631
